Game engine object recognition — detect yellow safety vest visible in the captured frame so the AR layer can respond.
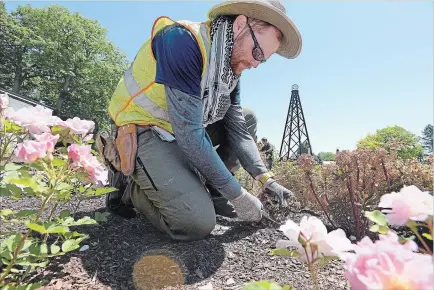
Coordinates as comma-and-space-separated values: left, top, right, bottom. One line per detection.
108, 16, 211, 133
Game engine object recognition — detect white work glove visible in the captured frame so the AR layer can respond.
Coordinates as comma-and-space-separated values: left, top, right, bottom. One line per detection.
230, 188, 263, 222
263, 179, 293, 207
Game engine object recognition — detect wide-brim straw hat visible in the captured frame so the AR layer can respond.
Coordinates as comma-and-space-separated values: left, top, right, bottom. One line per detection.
207, 0, 302, 59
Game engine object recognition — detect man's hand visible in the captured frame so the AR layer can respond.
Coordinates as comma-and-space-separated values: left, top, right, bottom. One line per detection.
263, 179, 293, 207
230, 188, 263, 222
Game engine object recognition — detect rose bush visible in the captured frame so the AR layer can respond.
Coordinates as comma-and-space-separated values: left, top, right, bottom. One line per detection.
0, 93, 115, 289
244, 185, 433, 290
263, 149, 433, 241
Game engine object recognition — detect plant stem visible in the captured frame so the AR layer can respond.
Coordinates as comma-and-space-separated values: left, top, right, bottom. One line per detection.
410, 225, 433, 255
73, 199, 82, 218
306, 173, 336, 228
308, 263, 319, 290
346, 176, 361, 240
43, 203, 59, 243
381, 160, 391, 187
0, 193, 52, 283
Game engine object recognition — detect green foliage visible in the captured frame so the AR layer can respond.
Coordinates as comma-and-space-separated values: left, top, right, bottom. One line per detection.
357, 125, 423, 159
420, 124, 433, 154
270, 248, 300, 258
0, 3, 129, 130
317, 152, 336, 161
243, 281, 294, 290
0, 115, 115, 288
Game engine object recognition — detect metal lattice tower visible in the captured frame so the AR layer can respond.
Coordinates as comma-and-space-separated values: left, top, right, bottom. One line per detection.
279, 84, 313, 160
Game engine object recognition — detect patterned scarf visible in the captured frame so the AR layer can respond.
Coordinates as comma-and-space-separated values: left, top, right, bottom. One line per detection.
202, 16, 240, 126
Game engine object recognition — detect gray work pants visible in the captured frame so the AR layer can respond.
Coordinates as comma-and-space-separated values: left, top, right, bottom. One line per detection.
127, 108, 257, 241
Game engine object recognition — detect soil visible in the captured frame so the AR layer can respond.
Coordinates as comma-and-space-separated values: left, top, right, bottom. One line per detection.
0, 196, 350, 290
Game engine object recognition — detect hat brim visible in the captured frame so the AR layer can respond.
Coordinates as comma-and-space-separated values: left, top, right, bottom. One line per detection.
207, 1, 302, 59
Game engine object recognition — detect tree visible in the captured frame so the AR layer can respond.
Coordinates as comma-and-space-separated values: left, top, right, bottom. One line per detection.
420, 124, 433, 154
317, 152, 336, 161
0, 4, 128, 129
357, 125, 423, 159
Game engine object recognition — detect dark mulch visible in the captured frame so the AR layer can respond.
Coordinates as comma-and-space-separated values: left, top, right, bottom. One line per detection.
0, 196, 350, 290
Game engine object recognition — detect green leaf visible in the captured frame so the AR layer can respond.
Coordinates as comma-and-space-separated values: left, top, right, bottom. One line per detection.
3, 119, 23, 133
0, 185, 12, 197
28, 243, 40, 256
7, 177, 39, 189
61, 239, 79, 253
270, 248, 300, 257
50, 244, 60, 254
1, 234, 21, 252
369, 224, 389, 234
59, 210, 71, 219
243, 281, 285, 290
18, 282, 43, 290
0, 209, 16, 217
74, 216, 97, 225
26, 223, 46, 234
5, 184, 24, 198
56, 182, 72, 191
94, 211, 110, 223
364, 210, 388, 226
4, 163, 22, 171
26, 222, 69, 234
17, 209, 37, 217
422, 233, 433, 240
40, 243, 48, 255
92, 187, 117, 196
52, 158, 67, 167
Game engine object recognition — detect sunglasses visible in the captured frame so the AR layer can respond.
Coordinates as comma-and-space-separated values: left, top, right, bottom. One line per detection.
247, 22, 266, 63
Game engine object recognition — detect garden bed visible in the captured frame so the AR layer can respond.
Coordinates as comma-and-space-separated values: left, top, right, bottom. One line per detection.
1, 196, 350, 290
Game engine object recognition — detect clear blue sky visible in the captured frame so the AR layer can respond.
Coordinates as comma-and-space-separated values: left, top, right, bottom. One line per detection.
5, 1, 433, 154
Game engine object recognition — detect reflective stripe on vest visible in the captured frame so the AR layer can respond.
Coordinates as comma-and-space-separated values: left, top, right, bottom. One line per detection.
108, 17, 211, 133
123, 65, 169, 121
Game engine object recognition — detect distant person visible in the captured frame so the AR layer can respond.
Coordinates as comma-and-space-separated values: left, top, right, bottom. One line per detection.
260, 137, 275, 170
97, 0, 298, 241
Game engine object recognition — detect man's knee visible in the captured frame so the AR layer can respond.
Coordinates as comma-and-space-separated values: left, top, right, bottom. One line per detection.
171, 211, 216, 241
242, 107, 257, 138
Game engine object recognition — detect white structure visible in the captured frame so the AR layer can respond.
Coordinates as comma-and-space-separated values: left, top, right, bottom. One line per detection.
0, 88, 54, 112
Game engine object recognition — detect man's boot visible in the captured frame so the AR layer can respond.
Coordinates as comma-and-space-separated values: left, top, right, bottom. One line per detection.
105, 169, 137, 219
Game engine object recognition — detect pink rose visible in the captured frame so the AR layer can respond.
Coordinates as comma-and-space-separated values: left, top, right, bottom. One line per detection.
34, 133, 60, 153
276, 216, 354, 263
14, 133, 60, 163
15, 140, 47, 163
344, 231, 433, 290
67, 143, 91, 163
61, 117, 95, 135
379, 185, 433, 226
67, 144, 107, 185
8, 105, 62, 135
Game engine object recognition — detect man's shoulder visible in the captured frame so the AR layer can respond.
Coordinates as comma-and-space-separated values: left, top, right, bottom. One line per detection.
153, 23, 198, 46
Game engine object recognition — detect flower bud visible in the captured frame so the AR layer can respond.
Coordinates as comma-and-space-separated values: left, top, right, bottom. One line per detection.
298, 232, 308, 247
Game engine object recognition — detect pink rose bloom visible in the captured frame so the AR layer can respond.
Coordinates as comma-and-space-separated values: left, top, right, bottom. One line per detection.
14, 133, 60, 163
379, 185, 433, 226
34, 133, 60, 153
344, 231, 433, 290
0, 93, 9, 109
67, 143, 91, 163
15, 140, 48, 163
67, 144, 107, 185
8, 105, 62, 135
276, 216, 354, 263
61, 117, 95, 135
